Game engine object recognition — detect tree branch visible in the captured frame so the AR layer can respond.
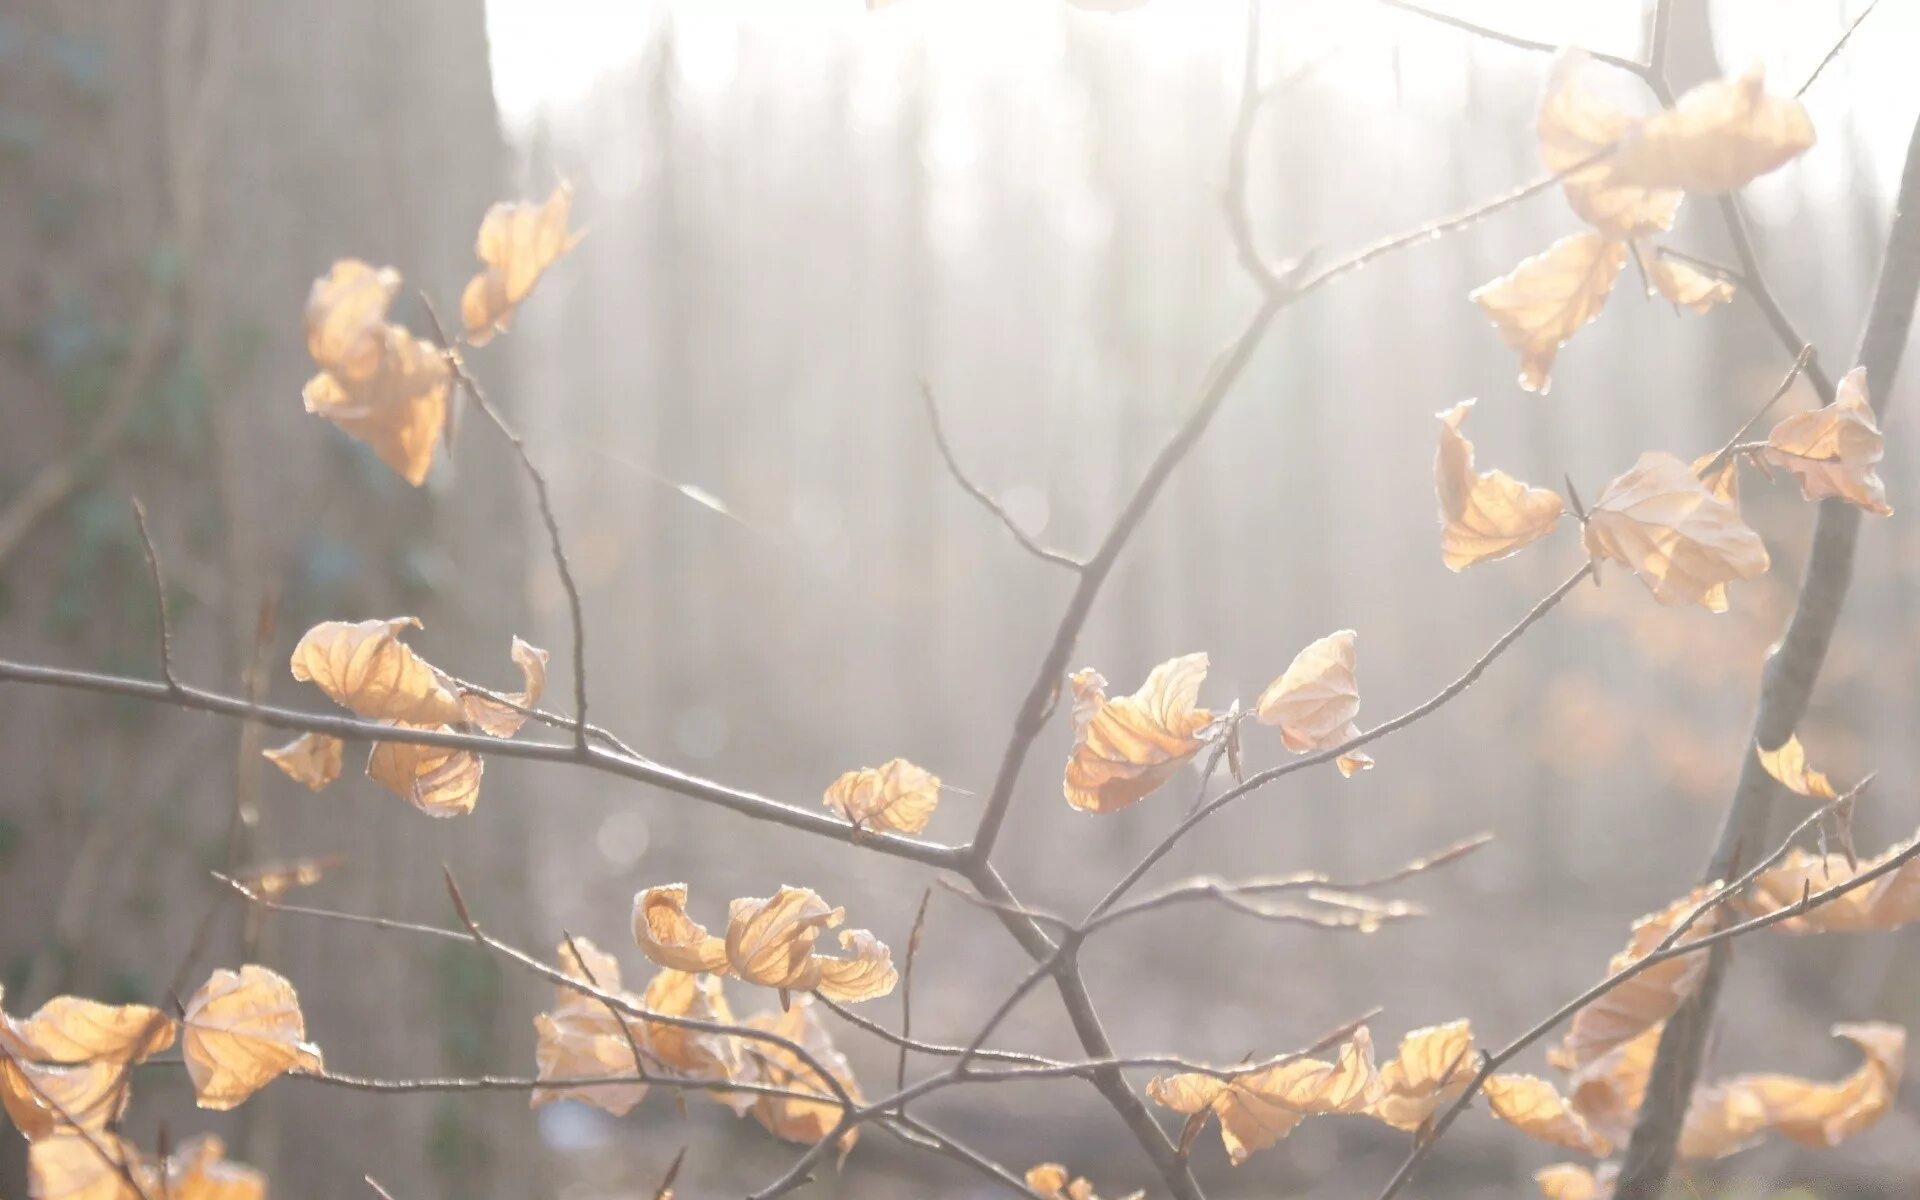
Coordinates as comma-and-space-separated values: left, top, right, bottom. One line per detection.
919, 380, 1082, 571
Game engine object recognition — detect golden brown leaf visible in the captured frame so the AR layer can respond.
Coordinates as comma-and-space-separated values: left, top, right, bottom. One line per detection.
1690, 447, 1741, 505
823, 758, 942, 834
289, 618, 464, 725
531, 936, 651, 1115
1756, 734, 1839, 801
1681, 1023, 1905, 1157
1582, 451, 1770, 612
155, 1135, 266, 1200
741, 996, 862, 1151
1255, 631, 1372, 776
1643, 251, 1736, 313
640, 967, 747, 1103
1535, 1162, 1616, 1200
3, 995, 175, 1066
261, 732, 344, 792
1368, 1020, 1476, 1132
1762, 366, 1892, 515
724, 887, 850, 995
1613, 67, 1815, 194
1483, 1073, 1612, 1155
229, 854, 345, 904
0, 1058, 128, 1141
460, 636, 551, 737
461, 183, 584, 345
1435, 400, 1565, 570
302, 326, 450, 488
633, 884, 730, 975
27, 1133, 144, 1200
1471, 232, 1626, 394
305, 260, 399, 379
367, 724, 483, 817
1549, 888, 1718, 1073
1564, 1023, 1662, 1147
1145, 1028, 1379, 1165
1064, 654, 1215, 812
180, 965, 323, 1110
1024, 1164, 1141, 1200
1740, 827, 1920, 933
1537, 53, 1681, 239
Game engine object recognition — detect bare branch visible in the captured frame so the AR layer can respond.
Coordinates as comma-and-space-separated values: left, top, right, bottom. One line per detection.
129, 498, 179, 690
1797, 0, 1882, 97
897, 887, 934, 1095
919, 380, 1082, 571
1378, 0, 1649, 78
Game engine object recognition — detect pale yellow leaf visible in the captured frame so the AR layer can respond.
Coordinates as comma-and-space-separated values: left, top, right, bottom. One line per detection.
1368, 1020, 1476, 1132
1063, 654, 1215, 812
1763, 366, 1892, 515
823, 758, 942, 834
303, 259, 400, 383
460, 636, 550, 737
1145, 1028, 1379, 1165
27, 1133, 144, 1200
633, 884, 730, 975
741, 996, 862, 1151
367, 723, 483, 817
725, 887, 845, 993
1549, 887, 1719, 1072
1681, 1023, 1904, 1157
1613, 67, 1815, 194
1471, 232, 1626, 394
461, 183, 584, 345
261, 732, 344, 792
1535, 1162, 1616, 1200
1255, 631, 1372, 776
1740, 827, 1920, 933
1435, 400, 1564, 570
1483, 1073, 1612, 1155
812, 929, 897, 1004
1756, 734, 1838, 801
180, 965, 323, 1110
0, 1058, 128, 1141
1538, 53, 1681, 238
1565, 1023, 1662, 1147
3, 996, 175, 1065
301, 326, 450, 487
640, 967, 748, 1105
1643, 250, 1736, 313
1583, 451, 1770, 612
530, 1011, 648, 1115
289, 618, 464, 725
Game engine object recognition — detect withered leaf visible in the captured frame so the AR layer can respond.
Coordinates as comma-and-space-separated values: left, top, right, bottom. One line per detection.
1756, 734, 1839, 801
367, 724, 484, 817
1643, 251, 1736, 313
290, 618, 464, 726
153, 1135, 267, 1200
27, 1133, 144, 1200
633, 884, 730, 975
301, 263, 451, 487
1255, 631, 1372, 776
1064, 654, 1215, 812
0, 1058, 128, 1141
261, 732, 344, 792
1740, 827, 1920, 934
1681, 1022, 1904, 1157
1435, 400, 1565, 570
461, 183, 584, 346
1483, 1073, 1612, 1155
2, 994, 175, 1065
531, 936, 650, 1116
1535, 1162, 1616, 1200
1763, 366, 1892, 515
1537, 53, 1681, 239
1549, 888, 1719, 1073
460, 637, 551, 737
823, 758, 942, 834
1144, 1028, 1379, 1165
1612, 67, 1815, 194
1582, 451, 1770, 612
181, 965, 323, 1110
740, 996, 862, 1151
723, 888, 895, 1002
1368, 1020, 1477, 1132
1472, 232, 1626, 394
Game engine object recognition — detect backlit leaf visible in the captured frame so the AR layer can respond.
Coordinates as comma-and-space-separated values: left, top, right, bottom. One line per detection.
1762, 366, 1892, 515
1483, 1073, 1612, 1155
154, 1135, 266, 1200
300, 265, 451, 487
1583, 451, 1770, 612
1535, 1162, 1616, 1200
461, 183, 584, 346
460, 637, 551, 737
1063, 654, 1215, 812
290, 618, 464, 725
1549, 887, 1719, 1072
823, 758, 942, 834
1255, 631, 1372, 776
261, 733, 344, 792
1612, 67, 1815, 194
1537, 53, 1681, 239
725, 887, 845, 994
180, 965, 323, 1110
531, 936, 649, 1115
1740, 827, 1920, 933
1471, 232, 1626, 394
1755, 734, 1838, 801
27, 1133, 144, 1200
1643, 251, 1736, 313
1435, 400, 1564, 570
366, 724, 483, 817
1681, 1023, 1904, 1157
3, 995, 175, 1065
1145, 1028, 1379, 1165
633, 884, 730, 975
1368, 1020, 1476, 1132
740, 997, 861, 1151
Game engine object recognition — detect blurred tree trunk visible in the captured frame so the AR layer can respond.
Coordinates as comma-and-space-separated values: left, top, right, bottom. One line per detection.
0, 3, 537, 1197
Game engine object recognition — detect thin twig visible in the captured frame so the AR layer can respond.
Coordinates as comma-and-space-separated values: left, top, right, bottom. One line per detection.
1797, 0, 1883, 97
879, 1112, 1040, 1198
1696, 344, 1815, 480
918, 379, 1082, 571
897, 887, 933, 1096
652, 1148, 687, 1200
1378, 0, 1650, 78
130, 498, 178, 690
563, 928, 653, 1080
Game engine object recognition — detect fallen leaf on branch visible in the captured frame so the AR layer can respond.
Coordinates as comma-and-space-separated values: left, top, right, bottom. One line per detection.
290, 618, 464, 726
1434, 400, 1564, 569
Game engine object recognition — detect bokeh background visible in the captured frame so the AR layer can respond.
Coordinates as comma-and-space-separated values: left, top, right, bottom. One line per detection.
2, 1, 1918, 1196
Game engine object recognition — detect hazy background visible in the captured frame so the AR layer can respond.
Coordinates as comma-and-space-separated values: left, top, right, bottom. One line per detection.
2, 2, 1917, 1197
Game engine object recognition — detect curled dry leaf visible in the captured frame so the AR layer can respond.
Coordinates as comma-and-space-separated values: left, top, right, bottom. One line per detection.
461, 636, 551, 737
367, 724, 484, 818
1435, 400, 1564, 570
1064, 654, 1215, 812
301, 260, 450, 487
823, 757, 942, 834
261, 732, 344, 791
27, 1133, 144, 1200
1564, 1023, 1662, 1148
1643, 251, 1736, 313
1535, 1162, 1616, 1200
633, 884, 730, 975
181, 965, 324, 1110
532, 937, 650, 1116
1368, 1020, 1477, 1132
641, 968, 750, 1110
2, 993, 176, 1065
1483, 1073, 1612, 1155
1763, 366, 1892, 515
1537, 52, 1681, 239
1255, 631, 1372, 776
812, 929, 898, 1004
1612, 67, 1815, 194
461, 183, 584, 346
1144, 1028, 1379, 1165
1740, 826, 1920, 933
1025, 1163, 1143, 1200
290, 618, 464, 726
1471, 232, 1626, 394
1681, 1023, 1905, 1158
740, 996, 862, 1151
726, 887, 844, 993
1549, 887, 1720, 1073
0, 1057, 129, 1141
1755, 734, 1839, 801
1582, 451, 1770, 612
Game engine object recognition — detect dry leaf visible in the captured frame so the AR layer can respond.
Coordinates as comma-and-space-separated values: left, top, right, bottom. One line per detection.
1145, 1028, 1379, 1165
1613, 67, 1815, 194
1564, 1023, 1662, 1147
1643, 251, 1736, 312
460, 637, 551, 737
1537, 53, 1681, 238
27, 1133, 144, 1200
1472, 232, 1626, 394
633, 884, 730, 975
1762, 366, 1892, 515
461, 183, 584, 345
722, 887, 892, 1000
1691, 447, 1741, 506
261, 732, 344, 791
640, 967, 748, 1103
1535, 1162, 1616, 1200
1435, 400, 1565, 569
367, 724, 483, 817
0, 1058, 128, 1141
822, 758, 942, 834
1550, 888, 1719, 1072
1756, 735, 1838, 801
1740, 827, 1920, 933
1368, 1020, 1477, 1132
741, 996, 862, 1150
230, 855, 344, 904
154, 1135, 266, 1200
1681, 1023, 1904, 1157
531, 936, 650, 1115
1025, 1164, 1142, 1200
181, 965, 324, 1110
290, 618, 464, 725
1483, 1073, 1612, 1155
2, 995, 175, 1065
305, 259, 401, 381
1063, 654, 1215, 812
1255, 631, 1372, 776
812, 929, 898, 1004
1583, 451, 1770, 612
